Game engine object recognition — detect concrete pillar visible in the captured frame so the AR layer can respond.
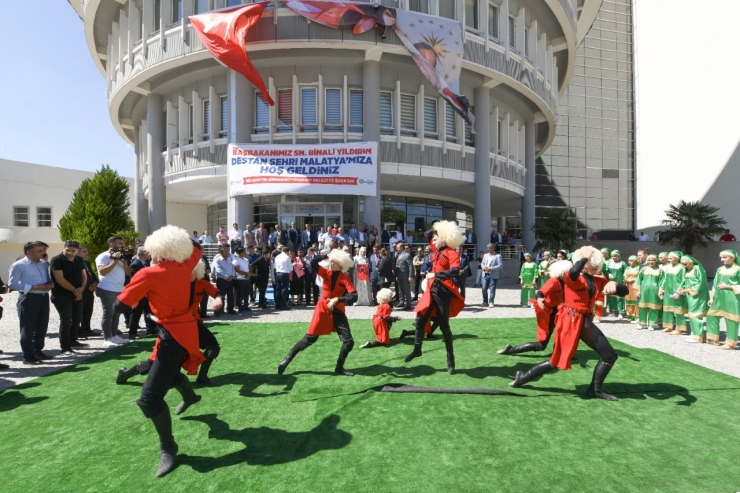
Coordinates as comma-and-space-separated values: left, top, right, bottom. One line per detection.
522, 121, 536, 250
147, 94, 166, 232
133, 129, 149, 236
497, 216, 506, 232
473, 85, 491, 251
228, 70, 255, 229
362, 58, 381, 229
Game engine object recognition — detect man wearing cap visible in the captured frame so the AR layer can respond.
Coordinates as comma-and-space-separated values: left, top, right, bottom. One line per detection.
49, 240, 88, 355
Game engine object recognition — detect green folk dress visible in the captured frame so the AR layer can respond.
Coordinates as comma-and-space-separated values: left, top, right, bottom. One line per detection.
637, 265, 664, 328
519, 262, 538, 306
679, 264, 708, 342
605, 260, 627, 314
659, 263, 688, 332
707, 264, 740, 345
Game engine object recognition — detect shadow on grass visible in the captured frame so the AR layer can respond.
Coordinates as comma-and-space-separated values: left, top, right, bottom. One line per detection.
179, 413, 351, 471
211, 372, 297, 397
529, 382, 699, 406
0, 390, 49, 412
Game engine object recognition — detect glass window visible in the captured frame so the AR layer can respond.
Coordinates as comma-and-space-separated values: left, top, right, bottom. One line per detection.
174, 108, 179, 145
524, 27, 530, 58
423, 98, 438, 139
153, 0, 161, 33
349, 89, 363, 133
445, 103, 457, 142
400, 94, 416, 137
325, 88, 342, 132
202, 99, 210, 140
465, 0, 478, 32
138, 8, 144, 41
277, 89, 293, 133
300, 87, 317, 132
188, 104, 194, 142
464, 106, 474, 146
439, 0, 455, 20
488, 3, 499, 40
508, 16, 516, 50
194, 0, 209, 14
380, 91, 393, 136
255, 92, 269, 134
37, 207, 52, 228
13, 207, 29, 227
220, 96, 228, 137
496, 119, 502, 151
408, 0, 429, 14
171, 0, 182, 24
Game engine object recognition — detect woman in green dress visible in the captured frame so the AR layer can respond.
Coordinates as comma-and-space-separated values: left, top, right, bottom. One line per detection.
538, 251, 553, 288
706, 249, 740, 349
519, 253, 538, 307
636, 254, 664, 330
675, 255, 708, 343
623, 255, 641, 322
659, 251, 688, 335
605, 250, 627, 318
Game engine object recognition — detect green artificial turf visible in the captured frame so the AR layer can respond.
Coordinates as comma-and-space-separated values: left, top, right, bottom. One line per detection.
1, 318, 740, 492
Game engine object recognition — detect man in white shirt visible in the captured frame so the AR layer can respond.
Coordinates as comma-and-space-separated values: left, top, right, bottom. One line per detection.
199, 231, 213, 244
229, 223, 243, 254
95, 236, 131, 347
638, 231, 650, 241
481, 243, 503, 308
273, 246, 293, 310
212, 245, 236, 316
389, 230, 402, 250
231, 246, 252, 312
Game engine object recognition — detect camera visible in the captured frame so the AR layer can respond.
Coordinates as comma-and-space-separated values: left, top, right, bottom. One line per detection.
111, 247, 134, 261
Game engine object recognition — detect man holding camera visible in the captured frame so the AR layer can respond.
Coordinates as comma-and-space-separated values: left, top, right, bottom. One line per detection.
96, 236, 131, 347
50, 240, 88, 355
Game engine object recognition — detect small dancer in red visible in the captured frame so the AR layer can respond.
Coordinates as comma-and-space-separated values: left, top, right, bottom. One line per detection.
509, 246, 628, 401
278, 250, 358, 376
360, 288, 400, 348
404, 221, 465, 374
497, 260, 572, 355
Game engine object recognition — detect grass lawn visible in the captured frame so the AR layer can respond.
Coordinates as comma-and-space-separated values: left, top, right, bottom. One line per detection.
1, 318, 739, 492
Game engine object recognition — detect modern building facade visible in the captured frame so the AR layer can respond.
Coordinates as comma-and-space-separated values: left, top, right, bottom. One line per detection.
69, 0, 602, 248
537, 0, 634, 240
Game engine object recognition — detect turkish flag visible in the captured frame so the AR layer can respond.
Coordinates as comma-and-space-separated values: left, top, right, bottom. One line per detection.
356, 263, 369, 281
190, 3, 274, 105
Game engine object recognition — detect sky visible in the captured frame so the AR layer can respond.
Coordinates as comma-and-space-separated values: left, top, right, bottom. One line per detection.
0, 1, 132, 177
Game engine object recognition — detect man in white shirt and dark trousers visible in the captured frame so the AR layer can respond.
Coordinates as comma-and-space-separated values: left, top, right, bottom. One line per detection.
212, 245, 236, 316
95, 236, 131, 347
232, 247, 252, 312
481, 243, 503, 308
274, 246, 292, 310
229, 223, 243, 254
8, 241, 53, 364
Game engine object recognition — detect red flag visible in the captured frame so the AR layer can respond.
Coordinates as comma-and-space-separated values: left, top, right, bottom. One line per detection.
190, 3, 274, 105
356, 263, 369, 281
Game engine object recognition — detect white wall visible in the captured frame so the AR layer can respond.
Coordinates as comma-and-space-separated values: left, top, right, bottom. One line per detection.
166, 202, 208, 237
635, 0, 740, 235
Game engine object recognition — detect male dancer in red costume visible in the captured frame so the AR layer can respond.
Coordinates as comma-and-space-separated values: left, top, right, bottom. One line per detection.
509, 246, 628, 401
113, 226, 206, 477
404, 221, 465, 374
116, 259, 224, 387
497, 260, 572, 355
278, 249, 358, 376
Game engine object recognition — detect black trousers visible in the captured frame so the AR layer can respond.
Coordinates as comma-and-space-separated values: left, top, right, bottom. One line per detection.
304, 274, 316, 305
413, 272, 423, 299
137, 337, 187, 418
288, 310, 354, 364
458, 274, 468, 299
414, 286, 453, 347
81, 289, 94, 332
215, 278, 234, 313
17, 293, 49, 361
129, 297, 151, 334
371, 277, 379, 303
51, 295, 81, 350
255, 278, 268, 307
233, 279, 251, 310
579, 317, 618, 362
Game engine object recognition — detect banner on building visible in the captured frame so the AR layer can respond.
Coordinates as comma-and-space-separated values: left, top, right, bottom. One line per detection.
228, 142, 378, 196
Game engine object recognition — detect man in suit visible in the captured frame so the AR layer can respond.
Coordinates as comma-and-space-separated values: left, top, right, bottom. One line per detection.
481, 243, 503, 308
288, 222, 300, 254
456, 245, 471, 299
336, 227, 350, 246
466, 229, 477, 256
491, 230, 503, 245
274, 224, 289, 247
301, 223, 316, 251
394, 242, 414, 310
369, 245, 381, 305
254, 223, 268, 251
348, 223, 360, 247
381, 225, 391, 246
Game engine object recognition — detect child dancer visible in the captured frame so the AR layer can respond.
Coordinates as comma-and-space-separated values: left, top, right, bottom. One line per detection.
706, 249, 740, 349
360, 288, 400, 348
659, 252, 687, 335
605, 250, 627, 319
675, 255, 708, 343
623, 255, 641, 322
519, 253, 538, 307
636, 254, 664, 330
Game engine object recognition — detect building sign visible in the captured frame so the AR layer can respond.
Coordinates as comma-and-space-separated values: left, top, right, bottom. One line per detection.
228, 142, 378, 196
296, 204, 324, 215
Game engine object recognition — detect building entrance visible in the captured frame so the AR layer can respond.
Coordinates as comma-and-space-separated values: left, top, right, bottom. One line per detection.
278, 203, 342, 232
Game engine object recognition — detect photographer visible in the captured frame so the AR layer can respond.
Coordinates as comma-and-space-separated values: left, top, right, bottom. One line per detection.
95, 236, 131, 347
50, 240, 88, 355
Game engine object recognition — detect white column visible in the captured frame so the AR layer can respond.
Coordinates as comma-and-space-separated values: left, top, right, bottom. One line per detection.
228, 70, 255, 229
147, 95, 166, 231
133, 128, 149, 235
473, 85, 491, 252
362, 58, 381, 229
521, 121, 536, 251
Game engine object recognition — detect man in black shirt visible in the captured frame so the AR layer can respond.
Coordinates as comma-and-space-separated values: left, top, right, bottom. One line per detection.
250, 250, 272, 309
128, 247, 152, 338
77, 246, 99, 338
50, 240, 88, 354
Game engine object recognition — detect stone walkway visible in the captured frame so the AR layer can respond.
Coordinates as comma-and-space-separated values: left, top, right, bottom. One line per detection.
1, 280, 736, 392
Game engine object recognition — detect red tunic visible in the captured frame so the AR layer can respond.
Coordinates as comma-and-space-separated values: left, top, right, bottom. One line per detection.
118, 247, 205, 375
414, 241, 465, 318
534, 278, 564, 343
372, 302, 393, 345
549, 273, 607, 370
307, 265, 357, 336
190, 279, 219, 322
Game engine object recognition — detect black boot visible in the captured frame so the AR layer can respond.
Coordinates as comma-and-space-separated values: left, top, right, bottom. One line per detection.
498, 342, 542, 355
585, 359, 618, 401
404, 326, 424, 362
442, 329, 455, 374
174, 377, 201, 415
116, 366, 138, 385
335, 341, 354, 376
150, 408, 178, 478
360, 340, 381, 348
196, 358, 215, 386
399, 329, 414, 339
509, 361, 554, 387
279, 337, 313, 375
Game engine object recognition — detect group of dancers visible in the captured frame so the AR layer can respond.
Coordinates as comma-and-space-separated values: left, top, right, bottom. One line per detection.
116, 221, 739, 477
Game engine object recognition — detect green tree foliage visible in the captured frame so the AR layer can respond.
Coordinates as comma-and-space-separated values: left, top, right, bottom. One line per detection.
659, 200, 726, 255
531, 209, 578, 252
58, 165, 134, 261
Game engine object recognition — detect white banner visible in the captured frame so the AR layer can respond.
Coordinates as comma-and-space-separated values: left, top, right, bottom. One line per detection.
228, 142, 378, 196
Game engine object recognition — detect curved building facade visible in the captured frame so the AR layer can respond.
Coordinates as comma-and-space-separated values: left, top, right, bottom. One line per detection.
70, 0, 601, 247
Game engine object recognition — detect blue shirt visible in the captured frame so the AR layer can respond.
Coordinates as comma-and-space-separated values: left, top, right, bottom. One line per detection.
8, 257, 51, 294
212, 253, 236, 279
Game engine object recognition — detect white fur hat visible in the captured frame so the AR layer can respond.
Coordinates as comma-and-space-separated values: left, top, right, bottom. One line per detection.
328, 249, 354, 273
144, 225, 194, 263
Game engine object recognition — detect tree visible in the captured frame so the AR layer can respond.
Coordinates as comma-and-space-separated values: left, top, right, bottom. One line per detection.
58, 165, 134, 262
531, 209, 578, 252
658, 200, 726, 254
